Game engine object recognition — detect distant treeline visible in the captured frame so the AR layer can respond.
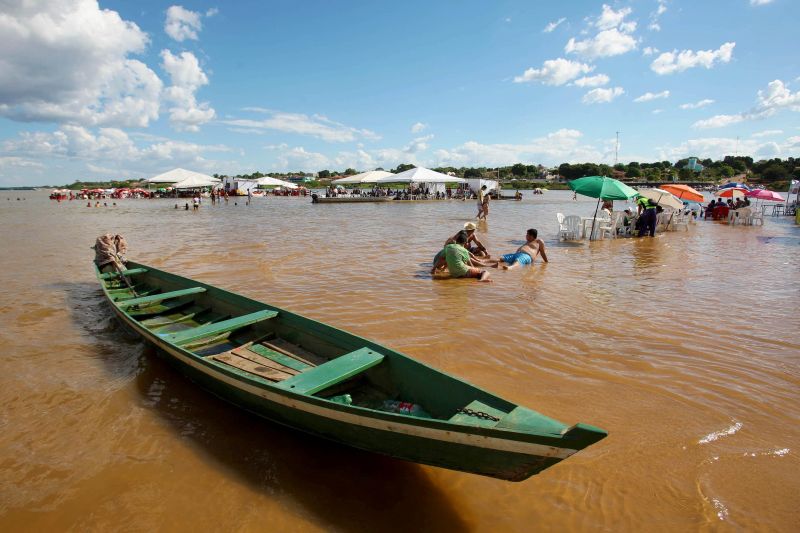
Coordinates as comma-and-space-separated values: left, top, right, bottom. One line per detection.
43, 156, 798, 190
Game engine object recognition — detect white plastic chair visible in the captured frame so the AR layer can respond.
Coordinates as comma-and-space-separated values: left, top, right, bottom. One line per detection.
560, 215, 582, 240
672, 212, 690, 231
750, 208, 764, 226
598, 212, 624, 239
737, 207, 752, 226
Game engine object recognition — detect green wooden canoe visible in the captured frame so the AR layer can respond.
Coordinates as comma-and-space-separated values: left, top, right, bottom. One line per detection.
96, 261, 607, 481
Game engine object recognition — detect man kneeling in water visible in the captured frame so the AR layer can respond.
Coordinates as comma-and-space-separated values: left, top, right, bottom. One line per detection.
431, 231, 492, 282
494, 228, 548, 270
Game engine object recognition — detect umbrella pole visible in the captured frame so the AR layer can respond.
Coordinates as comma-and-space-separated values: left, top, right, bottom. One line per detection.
589, 197, 601, 240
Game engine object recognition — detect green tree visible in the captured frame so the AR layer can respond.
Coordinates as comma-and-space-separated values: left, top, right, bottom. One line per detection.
761, 164, 789, 182
511, 163, 526, 177
344, 168, 357, 175
464, 168, 482, 178
318, 170, 331, 180
393, 163, 414, 173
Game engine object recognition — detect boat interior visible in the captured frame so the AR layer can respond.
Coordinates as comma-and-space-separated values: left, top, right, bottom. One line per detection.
99, 265, 573, 436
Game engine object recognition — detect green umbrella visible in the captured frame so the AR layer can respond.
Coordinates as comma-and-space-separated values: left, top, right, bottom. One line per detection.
568, 176, 639, 240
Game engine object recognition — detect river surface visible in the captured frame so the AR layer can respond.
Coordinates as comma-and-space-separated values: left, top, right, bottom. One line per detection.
0, 190, 798, 532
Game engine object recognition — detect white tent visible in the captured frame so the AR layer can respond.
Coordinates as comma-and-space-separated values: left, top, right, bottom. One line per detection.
173, 174, 222, 189
256, 176, 298, 189
332, 170, 394, 185
374, 167, 464, 184
145, 168, 219, 184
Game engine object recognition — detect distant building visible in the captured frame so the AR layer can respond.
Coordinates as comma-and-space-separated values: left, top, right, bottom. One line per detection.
686, 157, 704, 172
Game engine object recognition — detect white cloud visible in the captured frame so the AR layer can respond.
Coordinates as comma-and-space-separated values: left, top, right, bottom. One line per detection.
265, 144, 331, 171
573, 74, 610, 87
0, 1, 162, 127
680, 99, 715, 109
206, 8, 219, 17
750, 0, 774, 5
651, 42, 735, 75
223, 111, 379, 142
649, 1, 668, 31
565, 28, 637, 59
432, 129, 608, 167
411, 122, 428, 133
582, 87, 625, 104
2, 126, 231, 170
543, 18, 566, 33
634, 90, 670, 102
643, 46, 659, 56
595, 5, 632, 30
404, 135, 433, 154
565, 4, 637, 59
656, 135, 799, 161
693, 79, 800, 129
513, 58, 593, 86
652, 109, 664, 114
0, 157, 44, 169
692, 114, 745, 129
165, 6, 203, 42
160, 50, 216, 131
751, 129, 783, 138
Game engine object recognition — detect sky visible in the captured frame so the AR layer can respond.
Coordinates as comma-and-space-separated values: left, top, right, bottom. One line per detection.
0, 0, 798, 186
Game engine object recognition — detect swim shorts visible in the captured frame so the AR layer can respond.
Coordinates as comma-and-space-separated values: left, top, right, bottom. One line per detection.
501, 252, 532, 266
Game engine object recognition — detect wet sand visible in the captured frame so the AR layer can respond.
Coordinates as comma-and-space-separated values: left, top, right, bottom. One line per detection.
0, 191, 798, 531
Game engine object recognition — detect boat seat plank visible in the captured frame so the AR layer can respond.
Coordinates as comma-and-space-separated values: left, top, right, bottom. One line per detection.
275, 347, 384, 395
128, 298, 193, 318
117, 287, 206, 309
211, 352, 289, 382
162, 309, 278, 345
248, 343, 311, 372
99, 267, 148, 280
112, 287, 160, 301
263, 338, 329, 367
140, 306, 207, 328
229, 347, 300, 376
448, 400, 507, 428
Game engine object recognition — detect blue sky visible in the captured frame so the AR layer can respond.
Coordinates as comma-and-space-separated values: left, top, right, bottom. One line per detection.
0, 0, 798, 186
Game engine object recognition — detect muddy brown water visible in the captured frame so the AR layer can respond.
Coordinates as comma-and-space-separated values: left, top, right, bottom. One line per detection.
0, 191, 797, 531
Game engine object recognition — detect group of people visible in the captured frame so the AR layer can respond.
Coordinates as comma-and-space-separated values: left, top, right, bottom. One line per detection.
704, 197, 750, 218
431, 222, 548, 282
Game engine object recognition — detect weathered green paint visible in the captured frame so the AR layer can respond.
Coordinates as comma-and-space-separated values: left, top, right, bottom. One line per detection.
276, 348, 384, 394
162, 309, 278, 345
117, 287, 206, 308
98, 267, 148, 280
94, 261, 608, 481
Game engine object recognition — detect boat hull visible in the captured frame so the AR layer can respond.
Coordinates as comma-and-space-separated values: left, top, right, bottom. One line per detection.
99, 263, 606, 481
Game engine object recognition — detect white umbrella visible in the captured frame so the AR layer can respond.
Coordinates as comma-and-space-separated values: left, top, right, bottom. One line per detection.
637, 188, 684, 210
145, 168, 219, 184
256, 176, 297, 189
332, 170, 394, 185
374, 167, 464, 184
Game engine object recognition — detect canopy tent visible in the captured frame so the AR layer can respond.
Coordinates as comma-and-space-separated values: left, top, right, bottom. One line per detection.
145, 168, 219, 184
332, 170, 394, 185
374, 167, 465, 184
256, 176, 297, 189
173, 174, 222, 189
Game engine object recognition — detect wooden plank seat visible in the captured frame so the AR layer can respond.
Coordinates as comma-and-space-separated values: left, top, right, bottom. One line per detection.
116, 287, 206, 309
275, 347, 384, 395
161, 309, 278, 346
127, 298, 194, 318
99, 267, 148, 280
112, 287, 160, 301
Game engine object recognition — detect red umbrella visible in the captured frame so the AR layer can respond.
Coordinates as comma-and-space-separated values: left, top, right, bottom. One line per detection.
716, 187, 747, 198
746, 189, 784, 202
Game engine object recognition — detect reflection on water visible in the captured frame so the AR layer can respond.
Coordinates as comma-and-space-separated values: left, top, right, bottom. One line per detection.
0, 191, 798, 531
